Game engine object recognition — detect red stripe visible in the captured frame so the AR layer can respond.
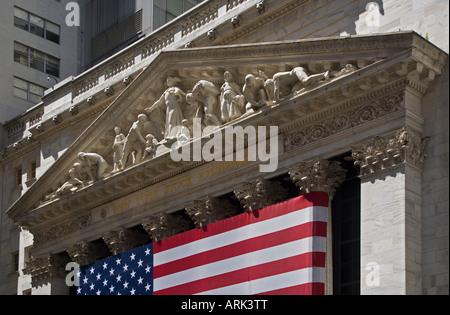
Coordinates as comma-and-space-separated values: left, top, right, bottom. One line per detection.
154, 192, 328, 254
154, 221, 327, 278
154, 252, 326, 295
256, 283, 325, 295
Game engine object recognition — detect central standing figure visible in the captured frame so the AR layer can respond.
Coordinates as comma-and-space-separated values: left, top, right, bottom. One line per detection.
146, 76, 186, 143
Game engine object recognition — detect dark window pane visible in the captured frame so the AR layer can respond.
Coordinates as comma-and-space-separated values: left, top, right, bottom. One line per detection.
14, 16, 29, 31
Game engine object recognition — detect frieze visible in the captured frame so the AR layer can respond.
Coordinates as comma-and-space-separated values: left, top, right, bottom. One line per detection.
284, 93, 404, 152
33, 214, 91, 246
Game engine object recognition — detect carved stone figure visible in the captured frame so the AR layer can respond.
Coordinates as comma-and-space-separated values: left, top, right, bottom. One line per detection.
121, 114, 148, 168
273, 67, 330, 101
45, 163, 86, 201
142, 134, 159, 160
190, 80, 222, 127
242, 73, 272, 111
112, 126, 126, 172
145, 76, 186, 143
78, 152, 111, 182
220, 71, 245, 123
330, 64, 357, 78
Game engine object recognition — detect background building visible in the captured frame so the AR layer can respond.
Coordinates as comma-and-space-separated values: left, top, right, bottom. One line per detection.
0, 0, 448, 295
0, 0, 201, 123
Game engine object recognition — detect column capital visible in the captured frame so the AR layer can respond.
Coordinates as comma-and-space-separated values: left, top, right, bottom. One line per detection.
289, 157, 347, 200
67, 241, 109, 267
102, 228, 148, 256
142, 213, 190, 242
234, 177, 288, 212
23, 254, 69, 285
352, 126, 430, 177
185, 196, 236, 228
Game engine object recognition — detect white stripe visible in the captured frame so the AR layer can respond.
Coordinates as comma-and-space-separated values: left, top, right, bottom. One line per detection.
154, 206, 328, 266
195, 267, 326, 295
154, 236, 326, 292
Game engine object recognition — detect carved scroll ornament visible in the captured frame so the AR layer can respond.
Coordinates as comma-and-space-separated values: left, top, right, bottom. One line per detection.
352, 126, 430, 176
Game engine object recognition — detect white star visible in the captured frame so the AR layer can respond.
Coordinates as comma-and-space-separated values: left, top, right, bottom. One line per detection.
102, 262, 108, 270
123, 264, 129, 272
89, 267, 95, 275
137, 259, 143, 267
116, 274, 122, 282
123, 281, 129, 289
77, 287, 82, 294
90, 283, 95, 291
145, 266, 152, 274
116, 258, 122, 265
145, 284, 152, 292
137, 277, 143, 285
96, 289, 101, 295
130, 288, 136, 295
103, 279, 108, 287
130, 253, 136, 261
145, 248, 151, 256
130, 270, 136, 278
83, 276, 88, 284
109, 268, 115, 276
109, 285, 115, 293
96, 273, 102, 281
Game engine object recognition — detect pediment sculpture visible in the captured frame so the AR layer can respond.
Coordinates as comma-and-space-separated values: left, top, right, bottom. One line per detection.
42, 63, 357, 204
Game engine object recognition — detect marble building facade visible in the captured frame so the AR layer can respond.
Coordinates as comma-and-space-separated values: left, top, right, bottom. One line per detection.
0, 0, 448, 295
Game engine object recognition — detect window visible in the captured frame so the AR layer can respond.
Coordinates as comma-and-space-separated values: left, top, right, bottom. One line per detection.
14, 7, 29, 31
45, 21, 60, 44
28, 160, 37, 181
13, 77, 45, 104
14, 7, 60, 44
14, 42, 60, 77
13, 42, 28, 66
16, 167, 23, 187
153, 0, 202, 30
12, 252, 19, 273
45, 55, 60, 78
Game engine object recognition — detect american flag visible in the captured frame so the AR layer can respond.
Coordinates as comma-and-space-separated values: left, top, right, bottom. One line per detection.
77, 192, 328, 295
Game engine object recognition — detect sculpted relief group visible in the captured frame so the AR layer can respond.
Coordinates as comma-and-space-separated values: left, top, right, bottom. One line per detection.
44, 63, 357, 203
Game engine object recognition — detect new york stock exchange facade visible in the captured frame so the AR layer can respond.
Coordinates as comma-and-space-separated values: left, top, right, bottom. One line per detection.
2, 0, 448, 295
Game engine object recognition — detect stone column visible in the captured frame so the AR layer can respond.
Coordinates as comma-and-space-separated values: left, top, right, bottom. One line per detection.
289, 157, 347, 295
23, 254, 70, 295
352, 126, 430, 295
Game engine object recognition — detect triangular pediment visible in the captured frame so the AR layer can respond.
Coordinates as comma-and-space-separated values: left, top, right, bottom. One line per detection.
7, 32, 447, 232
